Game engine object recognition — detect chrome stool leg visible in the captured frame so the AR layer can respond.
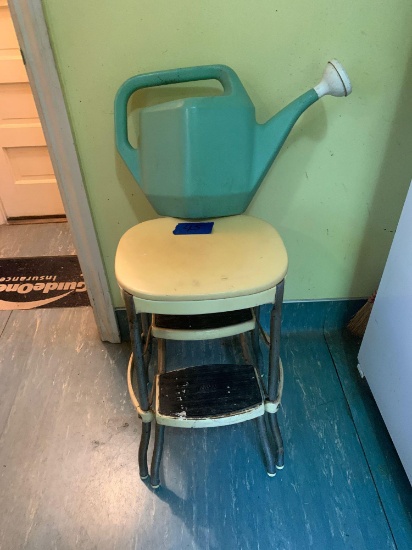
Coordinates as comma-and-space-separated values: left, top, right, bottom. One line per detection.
138, 423, 152, 479
252, 306, 261, 371
124, 291, 152, 479
268, 413, 284, 469
256, 415, 276, 476
240, 311, 277, 475
151, 424, 165, 489
267, 279, 285, 469
253, 306, 279, 474
149, 337, 166, 488
141, 312, 150, 339
141, 313, 152, 375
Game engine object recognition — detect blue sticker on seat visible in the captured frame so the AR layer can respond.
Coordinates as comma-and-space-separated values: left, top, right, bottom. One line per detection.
173, 222, 214, 235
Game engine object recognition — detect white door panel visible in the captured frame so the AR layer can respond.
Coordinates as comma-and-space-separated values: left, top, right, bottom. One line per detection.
0, 82, 40, 120
0, 0, 64, 218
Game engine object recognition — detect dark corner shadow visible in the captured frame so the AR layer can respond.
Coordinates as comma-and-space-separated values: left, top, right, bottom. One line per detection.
348, 49, 412, 298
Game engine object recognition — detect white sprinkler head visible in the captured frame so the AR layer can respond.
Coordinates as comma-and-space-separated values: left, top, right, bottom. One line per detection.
314, 59, 352, 98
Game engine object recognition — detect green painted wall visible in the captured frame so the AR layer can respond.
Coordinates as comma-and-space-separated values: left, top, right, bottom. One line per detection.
43, 0, 412, 306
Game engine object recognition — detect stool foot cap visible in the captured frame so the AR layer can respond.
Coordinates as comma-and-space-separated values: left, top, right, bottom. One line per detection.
267, 472, 276, 477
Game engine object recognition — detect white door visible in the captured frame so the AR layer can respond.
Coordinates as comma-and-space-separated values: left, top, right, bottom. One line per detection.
0, 0, 64, 219
358, 181, 412, 485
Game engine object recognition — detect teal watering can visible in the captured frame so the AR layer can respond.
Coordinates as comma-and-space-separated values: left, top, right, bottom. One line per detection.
115, 60, 351, 218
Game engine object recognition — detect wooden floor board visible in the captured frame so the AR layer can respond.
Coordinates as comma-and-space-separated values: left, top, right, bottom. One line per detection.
0, 222, 75, 258
0, 312, 398, 549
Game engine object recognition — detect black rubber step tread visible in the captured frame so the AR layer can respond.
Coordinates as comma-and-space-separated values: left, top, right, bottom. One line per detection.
157, 364, 263, 419
154, 309, 253, 331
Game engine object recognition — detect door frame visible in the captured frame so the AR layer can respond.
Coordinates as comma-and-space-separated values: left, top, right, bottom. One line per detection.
0, 196, 6, 225
9, 0, 120, 343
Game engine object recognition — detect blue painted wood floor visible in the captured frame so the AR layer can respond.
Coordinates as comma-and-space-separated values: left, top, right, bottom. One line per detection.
0, 307, 411, 549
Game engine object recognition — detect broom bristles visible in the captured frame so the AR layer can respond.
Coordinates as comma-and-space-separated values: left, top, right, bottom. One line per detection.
347, 292, 377, 337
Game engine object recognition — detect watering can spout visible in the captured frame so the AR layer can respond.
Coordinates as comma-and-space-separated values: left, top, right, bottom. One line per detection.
252, 59, 352, 189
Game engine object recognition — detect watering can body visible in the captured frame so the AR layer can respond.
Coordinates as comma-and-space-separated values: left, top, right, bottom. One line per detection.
115, 63, 350, 218
139, 92, 256, 217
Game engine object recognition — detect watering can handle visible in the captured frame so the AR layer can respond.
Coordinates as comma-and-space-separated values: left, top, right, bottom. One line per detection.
114, 65, 246, 181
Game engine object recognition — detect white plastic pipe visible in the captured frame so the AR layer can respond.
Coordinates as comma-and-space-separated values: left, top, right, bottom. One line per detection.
314, 59, 352, 98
